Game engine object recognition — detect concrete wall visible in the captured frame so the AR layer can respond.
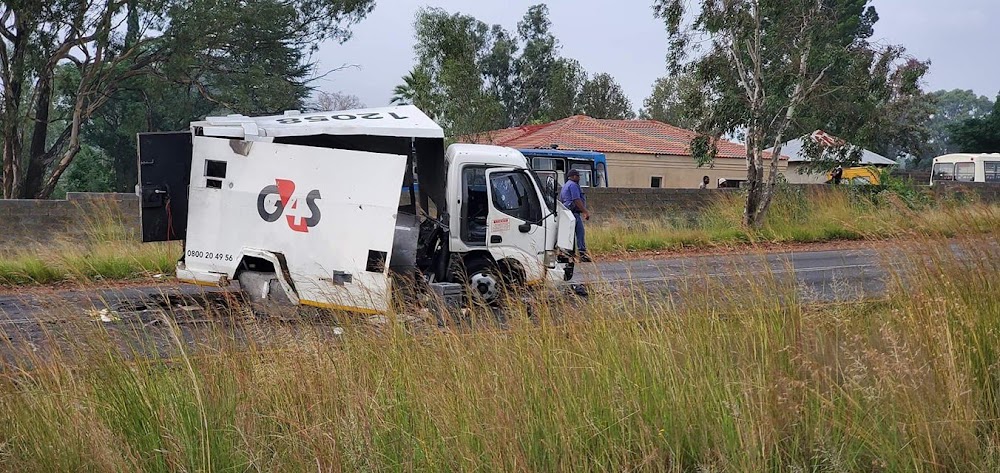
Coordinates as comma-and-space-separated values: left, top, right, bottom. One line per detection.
0, 193, 139, 247
932, 182, 1000, 202
584, 183, 1000, 224
605, 152, 788, 189
584, 187, 735, 224
2, 184, 998, 246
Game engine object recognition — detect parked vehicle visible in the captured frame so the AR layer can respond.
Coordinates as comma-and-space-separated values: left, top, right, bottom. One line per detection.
137, 106, 577, 313
519, 148, 609, 188
405, 148, 608, 196
930, 153, 1000, 185
826, 166, 883, 185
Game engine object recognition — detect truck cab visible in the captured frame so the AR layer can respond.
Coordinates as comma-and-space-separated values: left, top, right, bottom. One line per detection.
137, 106, 576, 314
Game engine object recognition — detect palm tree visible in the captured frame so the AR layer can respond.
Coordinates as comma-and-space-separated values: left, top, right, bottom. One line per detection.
390, 69, 435, 116
390, 77, 416, 105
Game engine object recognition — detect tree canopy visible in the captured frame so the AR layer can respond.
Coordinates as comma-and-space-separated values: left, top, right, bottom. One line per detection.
577, 73, 635, 120
395, 5, 633, 136
948, 95, 1000, 153
918, 89, 995, 166
1, 0, 376, 198
640, 73, 702, 129
654, 0, 927, 226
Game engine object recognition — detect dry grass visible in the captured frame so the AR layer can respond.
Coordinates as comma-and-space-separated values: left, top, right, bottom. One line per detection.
2, 186, 997, 287
0, 197, 179, 285
0, 235, 998, 471
589, 186, 1000, 253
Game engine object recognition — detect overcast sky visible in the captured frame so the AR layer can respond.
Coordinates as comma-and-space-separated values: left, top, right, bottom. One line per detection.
312, 0, 1000, 111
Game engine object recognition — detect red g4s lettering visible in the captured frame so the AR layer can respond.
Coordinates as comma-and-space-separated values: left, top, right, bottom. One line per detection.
256, 179, 322, 232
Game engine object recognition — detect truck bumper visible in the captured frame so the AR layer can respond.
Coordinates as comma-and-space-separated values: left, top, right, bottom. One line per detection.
545, 262, 574, 283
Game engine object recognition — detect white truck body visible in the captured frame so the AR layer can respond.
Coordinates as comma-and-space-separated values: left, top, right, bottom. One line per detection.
137, 106, 576, 313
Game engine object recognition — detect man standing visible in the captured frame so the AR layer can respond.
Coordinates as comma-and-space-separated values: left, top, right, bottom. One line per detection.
560, 169, 592, 262
831, 166, 844, 185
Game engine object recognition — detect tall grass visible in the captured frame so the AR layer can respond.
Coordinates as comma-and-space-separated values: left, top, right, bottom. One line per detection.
0, 197, 179, 285
1, 235, 998, 471
2, 187, 997, 286
589, 185, 1000, 253
0, 240, 179, 285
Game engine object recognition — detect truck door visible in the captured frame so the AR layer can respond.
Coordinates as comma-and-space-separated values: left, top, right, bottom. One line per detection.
484, 168, 548, 282
137, 132, 192, 242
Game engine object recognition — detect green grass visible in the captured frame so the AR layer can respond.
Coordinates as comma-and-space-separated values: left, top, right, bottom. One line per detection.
1, 236, 998, 471
2, 185, 997, 286
0, 240, 179, 285
589, 186, 1000, 253
0, 197, 179, 285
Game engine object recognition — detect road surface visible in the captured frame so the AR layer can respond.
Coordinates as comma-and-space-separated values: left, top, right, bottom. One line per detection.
1, 245, 893, 329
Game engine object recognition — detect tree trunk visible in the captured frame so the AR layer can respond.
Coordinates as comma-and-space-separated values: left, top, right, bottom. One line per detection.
36, 102, 85, 199
38, 144, 81, 199
21, 73, 53, 198
1, 18, 28, 198
743, 128, 766, 228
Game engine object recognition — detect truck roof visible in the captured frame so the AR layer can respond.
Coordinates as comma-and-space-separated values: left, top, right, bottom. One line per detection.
933, 153, 1000, 163
192, 105, 444, 140
447, 143, 528, 168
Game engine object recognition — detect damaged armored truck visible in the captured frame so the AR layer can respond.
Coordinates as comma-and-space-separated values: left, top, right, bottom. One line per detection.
137, 105, 578, 314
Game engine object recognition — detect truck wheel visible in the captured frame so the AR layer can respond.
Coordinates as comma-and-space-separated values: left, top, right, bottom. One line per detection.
464, 259, 502, 304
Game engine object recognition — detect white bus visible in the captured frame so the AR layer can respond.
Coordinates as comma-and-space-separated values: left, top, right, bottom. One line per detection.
930, 153, 1000, 185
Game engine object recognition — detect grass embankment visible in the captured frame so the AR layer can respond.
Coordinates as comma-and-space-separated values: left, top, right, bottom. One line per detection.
0, 241, 179, 285
589, 185, 1000, 253
0, 236, 998, 470
0, 199, 179, 285
1, 184, 997, 286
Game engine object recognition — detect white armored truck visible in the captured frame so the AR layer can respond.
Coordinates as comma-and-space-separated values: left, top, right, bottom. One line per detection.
137, 105, 577, 313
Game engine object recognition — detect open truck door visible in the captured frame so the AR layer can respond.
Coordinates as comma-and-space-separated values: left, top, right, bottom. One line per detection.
137, 132, 192, 242
483, 168, 549, 283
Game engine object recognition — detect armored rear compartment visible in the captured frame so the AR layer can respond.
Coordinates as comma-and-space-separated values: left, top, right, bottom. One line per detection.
138, 106, 447, 314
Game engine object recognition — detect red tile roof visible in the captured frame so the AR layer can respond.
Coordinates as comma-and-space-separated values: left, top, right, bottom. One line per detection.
461, 115, 752, 159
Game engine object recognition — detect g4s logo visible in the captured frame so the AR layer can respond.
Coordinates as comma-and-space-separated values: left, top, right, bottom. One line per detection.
257, 179, 322, 232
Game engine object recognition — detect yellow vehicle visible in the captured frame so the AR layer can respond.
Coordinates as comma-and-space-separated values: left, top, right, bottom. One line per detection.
826, 166, 882, 185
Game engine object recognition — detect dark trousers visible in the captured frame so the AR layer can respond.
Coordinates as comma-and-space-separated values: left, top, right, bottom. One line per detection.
573, 212, 587, 252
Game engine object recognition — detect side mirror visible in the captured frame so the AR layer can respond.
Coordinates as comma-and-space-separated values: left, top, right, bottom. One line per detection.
518, 223, 532, 233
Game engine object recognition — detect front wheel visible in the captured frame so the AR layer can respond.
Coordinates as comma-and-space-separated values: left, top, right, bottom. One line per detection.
463, 258, 504, 304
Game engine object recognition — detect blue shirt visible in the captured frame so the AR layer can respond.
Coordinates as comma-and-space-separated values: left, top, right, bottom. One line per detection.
559, 180, 584, 212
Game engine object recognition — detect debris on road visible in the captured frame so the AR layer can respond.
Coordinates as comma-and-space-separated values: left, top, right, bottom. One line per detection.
89, 308, 121, 323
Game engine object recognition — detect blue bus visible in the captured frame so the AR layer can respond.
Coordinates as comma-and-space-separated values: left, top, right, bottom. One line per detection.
403, 148, 609, 196
518, 148, 609, 188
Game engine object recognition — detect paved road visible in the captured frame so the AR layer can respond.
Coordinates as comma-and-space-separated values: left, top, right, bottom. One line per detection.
576, 246, 891, 301
0, 245, 893, 328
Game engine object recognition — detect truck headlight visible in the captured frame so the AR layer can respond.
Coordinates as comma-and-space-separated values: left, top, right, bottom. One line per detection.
544, 249, 557, 266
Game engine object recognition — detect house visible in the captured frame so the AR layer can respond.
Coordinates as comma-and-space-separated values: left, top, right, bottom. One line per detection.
769, 130, 897, 184
462, 115, 785, 189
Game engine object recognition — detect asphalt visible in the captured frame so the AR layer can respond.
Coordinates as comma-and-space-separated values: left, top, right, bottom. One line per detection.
0, 245, 896, 329
576, 245, 893, 301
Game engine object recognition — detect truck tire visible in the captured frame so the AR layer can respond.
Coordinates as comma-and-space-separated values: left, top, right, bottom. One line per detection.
463, 258, 503, 304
